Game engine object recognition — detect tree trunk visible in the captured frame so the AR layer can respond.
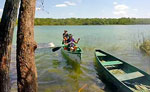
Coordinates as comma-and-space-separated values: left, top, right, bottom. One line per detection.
17, 0, 38, 92
0, 0, 20, 92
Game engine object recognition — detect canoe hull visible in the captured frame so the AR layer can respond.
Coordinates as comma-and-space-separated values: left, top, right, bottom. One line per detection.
61, 47, 81, 63
95, 49, 150, 92
95, 57, 131, 92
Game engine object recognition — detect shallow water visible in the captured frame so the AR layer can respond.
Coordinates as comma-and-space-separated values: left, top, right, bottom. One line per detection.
10, 25, 150, 92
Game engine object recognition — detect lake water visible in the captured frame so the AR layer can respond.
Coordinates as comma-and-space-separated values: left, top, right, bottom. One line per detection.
10, 25, 150, 92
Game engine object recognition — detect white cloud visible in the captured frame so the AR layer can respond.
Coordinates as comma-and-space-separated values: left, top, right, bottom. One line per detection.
36, 8, 41, 11
113, 4, 129, 17
113, 2, 118, 5
55, 1, 76, 8
0, 9, 3, 12
113, 11, 127, 16
55, 4, 67, 7
64, 1, 76, 6
114, 4, 129, 11
113, 3, 139, 18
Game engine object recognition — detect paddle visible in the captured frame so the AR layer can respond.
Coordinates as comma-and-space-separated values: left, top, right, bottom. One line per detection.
48, 42, 62, 52
52, 46, 61, 52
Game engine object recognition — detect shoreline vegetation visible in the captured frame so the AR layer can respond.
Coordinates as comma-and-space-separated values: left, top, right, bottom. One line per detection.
33, 18, 150, 25
1, 18, 150, 25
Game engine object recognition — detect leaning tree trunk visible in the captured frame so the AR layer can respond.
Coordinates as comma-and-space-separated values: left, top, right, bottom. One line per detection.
17, 0, 38, 92
0, 0, 20, 92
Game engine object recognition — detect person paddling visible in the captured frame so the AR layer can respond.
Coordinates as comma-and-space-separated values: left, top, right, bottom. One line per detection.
68, 34, 80, 51
62, 30, 69, 44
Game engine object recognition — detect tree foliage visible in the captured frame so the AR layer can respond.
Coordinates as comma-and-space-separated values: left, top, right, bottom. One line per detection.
34, 18, 150, 25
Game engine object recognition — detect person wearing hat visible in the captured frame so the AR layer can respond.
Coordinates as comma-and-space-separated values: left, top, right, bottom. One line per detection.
68, 34, 80, 51
63, 30, 68, 38
62, 30, 69, 44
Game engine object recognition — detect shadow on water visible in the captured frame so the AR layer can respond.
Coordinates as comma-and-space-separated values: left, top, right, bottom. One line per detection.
94, 58, 117, 92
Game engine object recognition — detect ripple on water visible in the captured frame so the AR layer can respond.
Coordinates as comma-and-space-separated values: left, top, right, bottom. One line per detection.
10, 25, 150, 92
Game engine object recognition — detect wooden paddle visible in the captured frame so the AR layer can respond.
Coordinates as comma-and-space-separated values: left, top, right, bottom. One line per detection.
78, 84, 88, 92
48, 42, 62, 52
52, 46, 61, 52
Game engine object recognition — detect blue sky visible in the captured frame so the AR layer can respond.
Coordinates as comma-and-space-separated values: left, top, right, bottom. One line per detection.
0, 0, 150, 18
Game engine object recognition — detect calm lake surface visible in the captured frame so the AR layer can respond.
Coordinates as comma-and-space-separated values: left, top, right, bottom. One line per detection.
11, 25, 150, 92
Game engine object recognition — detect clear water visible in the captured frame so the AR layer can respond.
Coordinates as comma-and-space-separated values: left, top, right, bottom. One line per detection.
10, 25, 150, 92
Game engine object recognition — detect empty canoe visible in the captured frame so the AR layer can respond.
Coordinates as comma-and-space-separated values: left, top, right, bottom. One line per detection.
95, 49, 150, 92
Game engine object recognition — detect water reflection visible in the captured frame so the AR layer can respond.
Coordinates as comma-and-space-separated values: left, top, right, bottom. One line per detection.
64, 60, 82, 74
63, 59, 82, 90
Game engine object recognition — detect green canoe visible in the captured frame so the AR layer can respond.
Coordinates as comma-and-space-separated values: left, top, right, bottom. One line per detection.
95, 49, 150, 92
61, 45, 82, 63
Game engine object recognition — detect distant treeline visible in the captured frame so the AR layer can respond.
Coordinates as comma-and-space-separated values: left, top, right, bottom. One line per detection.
1, 18, 150, 25
34, 18, 150, 25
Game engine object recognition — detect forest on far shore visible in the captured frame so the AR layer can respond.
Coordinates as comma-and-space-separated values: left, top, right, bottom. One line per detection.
1, 18, 150, 25
34, 18, 150, 25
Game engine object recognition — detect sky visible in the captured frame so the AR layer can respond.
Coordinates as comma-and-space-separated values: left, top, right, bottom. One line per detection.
0, 0, 150, 18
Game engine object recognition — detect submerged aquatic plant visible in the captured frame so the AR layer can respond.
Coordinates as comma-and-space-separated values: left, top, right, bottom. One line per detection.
140, 40, 150, 55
